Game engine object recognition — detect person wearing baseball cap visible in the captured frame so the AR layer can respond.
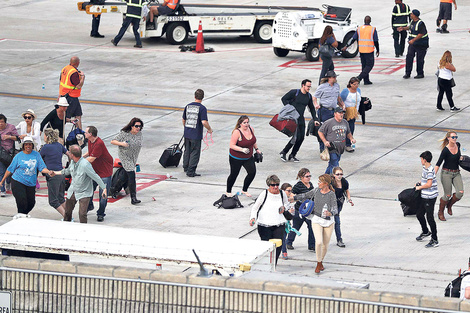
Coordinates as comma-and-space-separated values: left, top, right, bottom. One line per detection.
398, 9, 429, 79
318, 107, 356, 174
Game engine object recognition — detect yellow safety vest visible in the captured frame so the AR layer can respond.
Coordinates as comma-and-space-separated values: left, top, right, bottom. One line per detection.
59, 65, 81, 97
392, 3, 410, 27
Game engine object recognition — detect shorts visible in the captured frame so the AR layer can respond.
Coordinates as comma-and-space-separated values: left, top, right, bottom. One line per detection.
65, 95, 83, 118
157, 5, 174, 15
438, 2, 452, 21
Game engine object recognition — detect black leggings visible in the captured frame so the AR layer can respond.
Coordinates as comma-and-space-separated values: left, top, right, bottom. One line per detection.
226, 156, 256, 193
437, 78, 455, 109
258, 224, 285, 265
11, 178, 36, 214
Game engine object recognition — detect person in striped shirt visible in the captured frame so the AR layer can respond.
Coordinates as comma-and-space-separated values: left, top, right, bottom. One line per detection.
415, 151, 439, 248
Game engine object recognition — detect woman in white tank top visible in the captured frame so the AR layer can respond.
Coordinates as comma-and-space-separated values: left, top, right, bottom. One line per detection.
437, 50, 458, 112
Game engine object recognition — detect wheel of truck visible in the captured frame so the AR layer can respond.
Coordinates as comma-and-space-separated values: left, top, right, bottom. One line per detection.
341, 32, 359, 58
305, 42, 320, 61
166, 22, 189, 45
273, 47, 289, 57
254, 21, 273, 43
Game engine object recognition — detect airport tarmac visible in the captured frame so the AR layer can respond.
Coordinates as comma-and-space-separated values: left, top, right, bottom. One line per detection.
1, 0, 470, 298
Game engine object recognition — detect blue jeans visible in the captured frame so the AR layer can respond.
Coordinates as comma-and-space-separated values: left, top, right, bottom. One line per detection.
87, 176, 111, 217
285, 210, 315, 251
326, 152, 341, 174
318, 107, 335, 151
334, 202, 343, 242
346, 119, 355, 147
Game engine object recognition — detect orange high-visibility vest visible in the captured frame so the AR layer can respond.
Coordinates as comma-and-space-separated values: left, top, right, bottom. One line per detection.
358, 25, 375, 54
164, 0, 179, 9
440, 0, 453, 3
59, 65, 81, 97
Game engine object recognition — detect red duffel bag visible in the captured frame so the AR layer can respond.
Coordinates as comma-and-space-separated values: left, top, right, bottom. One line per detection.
269, 114, 297, 137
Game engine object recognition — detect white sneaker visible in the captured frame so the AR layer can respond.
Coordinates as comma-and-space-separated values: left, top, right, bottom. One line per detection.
1, 191, 6, 197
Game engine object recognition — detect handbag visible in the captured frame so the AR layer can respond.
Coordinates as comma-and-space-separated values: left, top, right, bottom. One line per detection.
0, 145, 13, 166
345, 93, 359, 121
253, 151, 263, 163
360, 97, 372, 111
319, 43, 333, 57
320, 148, 330, 161
450, 78, 456, 88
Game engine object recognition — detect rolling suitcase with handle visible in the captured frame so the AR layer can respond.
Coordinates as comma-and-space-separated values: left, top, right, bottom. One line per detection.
159, 136, 184, 168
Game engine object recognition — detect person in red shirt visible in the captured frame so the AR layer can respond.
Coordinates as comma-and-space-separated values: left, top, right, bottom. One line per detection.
83, 126, 113, 222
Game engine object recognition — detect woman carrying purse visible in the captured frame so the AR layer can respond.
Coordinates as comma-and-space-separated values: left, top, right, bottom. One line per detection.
318, 26, 338, 85
340, 77, 361, 152
436, 50, 459, 112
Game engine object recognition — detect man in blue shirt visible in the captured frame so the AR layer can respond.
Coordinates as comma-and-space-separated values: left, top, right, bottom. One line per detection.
182, 89, 213, 177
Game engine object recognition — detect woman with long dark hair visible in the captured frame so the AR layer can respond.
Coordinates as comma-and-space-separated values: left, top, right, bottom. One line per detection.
111, 117, 143, 205
226, 115, 260, 197
340, 77, 361, 152
331, 166, 353, 248
437, 50, 459, 111
318, 26, 338, 85
434, 130, 464, 221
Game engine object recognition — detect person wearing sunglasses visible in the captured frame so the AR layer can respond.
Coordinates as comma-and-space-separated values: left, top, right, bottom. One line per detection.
331, 167, 353, 248
249, 175, 291, 264
111, 117, 144, 205
285, 168, 315, 252
280, 183, 295, 260
434, 131, 464, 221
16, 109, 42, 150
291, 174, 338, 274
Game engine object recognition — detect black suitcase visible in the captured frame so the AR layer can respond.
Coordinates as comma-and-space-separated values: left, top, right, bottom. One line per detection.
159, 136, 184, 168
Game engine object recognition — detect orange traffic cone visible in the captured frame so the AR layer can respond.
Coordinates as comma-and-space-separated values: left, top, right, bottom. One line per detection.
195, 20, 205, 53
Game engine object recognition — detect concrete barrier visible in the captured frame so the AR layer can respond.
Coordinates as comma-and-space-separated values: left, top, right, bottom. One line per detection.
0, 256, 468, 312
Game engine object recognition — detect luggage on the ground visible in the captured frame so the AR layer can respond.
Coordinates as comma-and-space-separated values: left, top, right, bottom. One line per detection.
110, 167, 128, 198
269, 114, 297, 137
398, 187, 421, 216
159, 136, 183, 168
66, 124, 87, 149
460, 155, 470, 172
213, 194, 243, 209
445, 270, 470, 298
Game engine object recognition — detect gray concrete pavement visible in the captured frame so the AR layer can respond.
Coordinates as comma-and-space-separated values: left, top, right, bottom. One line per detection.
1, 0, 470, 298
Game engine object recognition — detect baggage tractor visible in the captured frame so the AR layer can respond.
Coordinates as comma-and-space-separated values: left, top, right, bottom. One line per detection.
159, 136, 184, 168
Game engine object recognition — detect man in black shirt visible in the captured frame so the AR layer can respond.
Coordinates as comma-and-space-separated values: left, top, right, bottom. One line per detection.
399, 9, 429, 79
279, 79, 319, 162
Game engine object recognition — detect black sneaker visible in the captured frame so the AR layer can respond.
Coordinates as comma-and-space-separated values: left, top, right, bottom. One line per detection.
286, 244, 294, 250
425, 239, 439, 248
280, 152, 287, 162
403, 74, 410, 79
436, 28, 442, 33
111, 39, 117, 46
416, 231, 431, 241
436, 107, 445, 111
414, 74, 424, 79
308, 246, 315, 251
289, 155, 300, 162
363, 81, 373, 85
337, 240, 346, 248
97, 216, 104, 222
450, 107, 460, 112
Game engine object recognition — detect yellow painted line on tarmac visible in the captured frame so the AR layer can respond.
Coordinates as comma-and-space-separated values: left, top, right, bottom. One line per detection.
1, 92, 469, 134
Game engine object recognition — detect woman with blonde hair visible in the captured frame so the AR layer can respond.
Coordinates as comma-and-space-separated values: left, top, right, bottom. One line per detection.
437, 50, 458, 111
40, 128, 69, 217
292, 173, 338, 273
226, 115, 260, 197
434, 130, 464, 221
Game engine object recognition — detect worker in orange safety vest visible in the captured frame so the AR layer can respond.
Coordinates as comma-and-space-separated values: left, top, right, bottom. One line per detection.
342, 16, 379, 85
59, 56, 85, 130
148, 0, 180, 29
436, 0, 457, 33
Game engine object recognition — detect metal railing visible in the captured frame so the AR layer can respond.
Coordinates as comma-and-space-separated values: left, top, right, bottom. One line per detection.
0, 267, 462, 313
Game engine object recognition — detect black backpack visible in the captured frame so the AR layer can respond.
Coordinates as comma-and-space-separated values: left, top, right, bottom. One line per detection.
445, 271, 470, 298
110, 167, 128, 198
213, 194, 243, 209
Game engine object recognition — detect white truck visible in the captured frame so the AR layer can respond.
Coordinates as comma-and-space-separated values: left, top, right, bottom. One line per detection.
272, 4, 359, 61
78, 1, 318, 45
